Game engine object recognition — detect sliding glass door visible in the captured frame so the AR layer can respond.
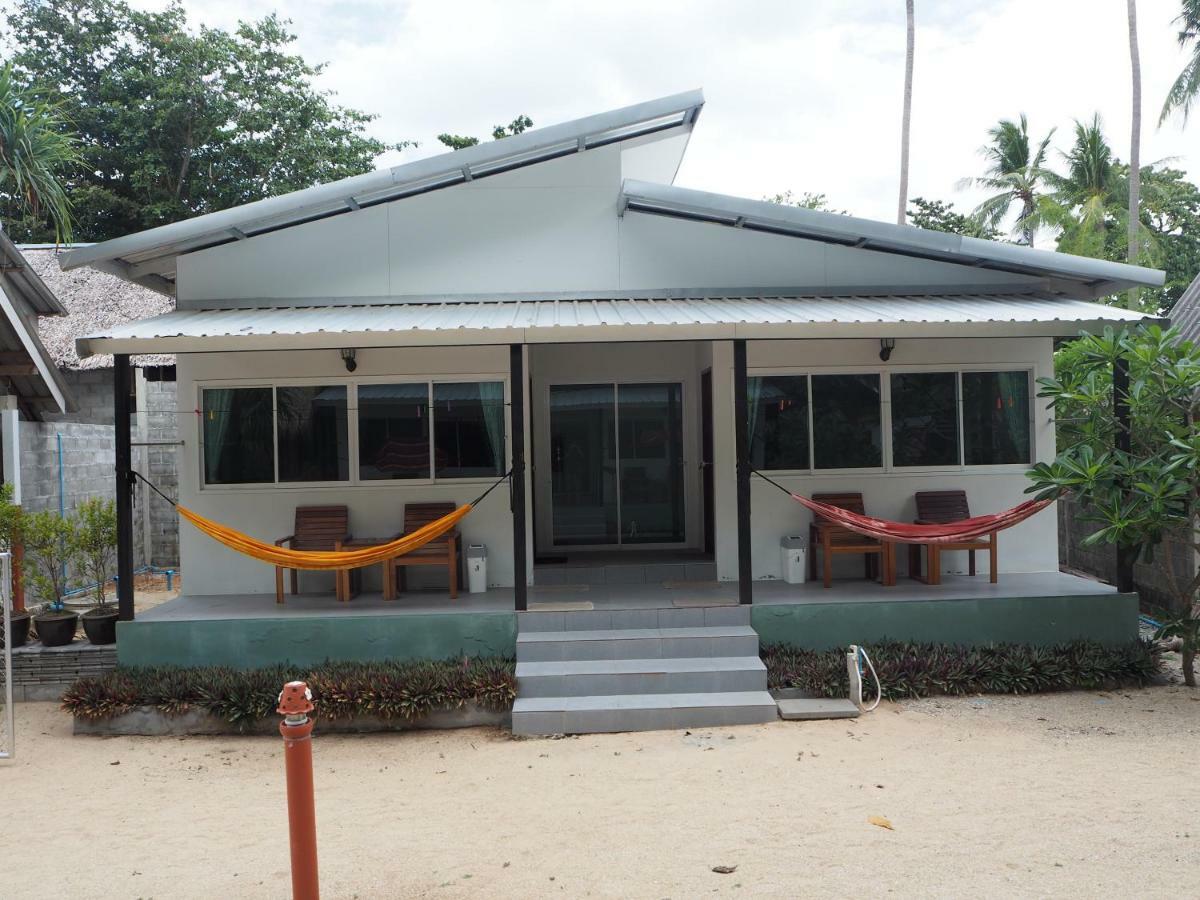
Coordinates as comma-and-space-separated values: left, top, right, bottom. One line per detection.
549, 382, 685, 546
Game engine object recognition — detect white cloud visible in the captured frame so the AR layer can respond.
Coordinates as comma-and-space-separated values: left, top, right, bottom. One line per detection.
132, 0, 1200, 233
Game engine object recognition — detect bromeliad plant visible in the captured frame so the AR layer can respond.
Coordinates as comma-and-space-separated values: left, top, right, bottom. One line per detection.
1027, 324, 1200, 685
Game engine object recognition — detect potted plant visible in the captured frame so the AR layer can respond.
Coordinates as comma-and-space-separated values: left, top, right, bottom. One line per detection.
23, 509, 78, 647
74, 497, 118, 644
0, 483, 29, 648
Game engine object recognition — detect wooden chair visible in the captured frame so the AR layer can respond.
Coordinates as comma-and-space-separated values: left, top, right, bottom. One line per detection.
389, 502, 461, 600
807, 492, 895, 589
275, 506, 351, 604
908, 490, 997, 585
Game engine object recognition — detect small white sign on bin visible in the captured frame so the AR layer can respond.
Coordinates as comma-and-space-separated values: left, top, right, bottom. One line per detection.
466, 544, 488, 594
780, 535, 807, 585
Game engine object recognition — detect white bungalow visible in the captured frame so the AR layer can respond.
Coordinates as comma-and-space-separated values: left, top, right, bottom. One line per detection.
62, 92, 1161, 731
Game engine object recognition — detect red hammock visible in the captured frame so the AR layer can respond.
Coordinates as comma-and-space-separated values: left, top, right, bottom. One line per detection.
776, 488, 1054, 545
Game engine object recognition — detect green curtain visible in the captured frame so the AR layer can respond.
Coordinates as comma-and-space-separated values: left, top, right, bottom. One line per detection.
746, 376, 764, 467
479, 381, 505, 474
202, 388, 234, 483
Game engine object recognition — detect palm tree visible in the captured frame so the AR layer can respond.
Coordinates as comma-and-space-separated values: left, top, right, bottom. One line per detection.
1047, 115, 1118, 258
1159, 0, 1200, 125
961, 115, 1056, 246
897, 0, 915, 225
1127, 0, 1142, 309
0, 64, 79, 242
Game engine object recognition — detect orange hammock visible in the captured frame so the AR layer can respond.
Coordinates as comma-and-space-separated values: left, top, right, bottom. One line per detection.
755, 472, 1054, 544
177, 503, 473, 571
136, 470, 507, 572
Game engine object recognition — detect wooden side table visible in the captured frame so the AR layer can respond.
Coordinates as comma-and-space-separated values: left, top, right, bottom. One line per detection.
335, 538, 398, 602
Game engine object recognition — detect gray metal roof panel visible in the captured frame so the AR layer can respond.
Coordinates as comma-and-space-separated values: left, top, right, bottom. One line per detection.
76, 293, 1154, 359
619, 180, 1166, 296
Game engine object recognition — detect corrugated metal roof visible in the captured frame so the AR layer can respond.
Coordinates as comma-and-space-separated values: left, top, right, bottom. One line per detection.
1169, 272, 1200, 345
0, 238, 74, 415
620, 181, 1166, 298
77, 293, 1156, 359
59, 91, 705, 294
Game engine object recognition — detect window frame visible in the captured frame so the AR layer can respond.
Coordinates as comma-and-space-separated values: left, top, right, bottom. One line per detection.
745, 363, 1036, 476
196, 373, 509, 492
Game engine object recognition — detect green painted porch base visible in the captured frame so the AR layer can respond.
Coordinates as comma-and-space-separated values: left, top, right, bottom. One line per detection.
116, 612, 517, 669
752, 592, 1139, 649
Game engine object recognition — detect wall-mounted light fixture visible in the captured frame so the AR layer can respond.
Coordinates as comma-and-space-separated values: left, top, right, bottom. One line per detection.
341, 348, 358, 373
879, 338, 896, 362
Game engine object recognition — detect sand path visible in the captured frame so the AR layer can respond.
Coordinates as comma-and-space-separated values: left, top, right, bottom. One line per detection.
1, 684, 1197, 898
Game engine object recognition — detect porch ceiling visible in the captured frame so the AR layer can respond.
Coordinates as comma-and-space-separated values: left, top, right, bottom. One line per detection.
75, 292, 1157, 358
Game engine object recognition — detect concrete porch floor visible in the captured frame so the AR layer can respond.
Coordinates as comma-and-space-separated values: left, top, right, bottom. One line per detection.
138, 571, 1115, 621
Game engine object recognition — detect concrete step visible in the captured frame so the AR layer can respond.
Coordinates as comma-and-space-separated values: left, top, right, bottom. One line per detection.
517, 656, 767, 698
777, 698, 861, 720
512, 691, 779, 735
516, 625, 759, 662
518, 605, 748, 633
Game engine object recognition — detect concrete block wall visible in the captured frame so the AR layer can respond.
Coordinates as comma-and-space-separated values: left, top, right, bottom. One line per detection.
41, 369, 116, 426
1058, 497, 1192, 615
142, 379, 180, 567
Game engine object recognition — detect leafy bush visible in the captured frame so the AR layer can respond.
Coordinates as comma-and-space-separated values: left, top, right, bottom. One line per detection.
761, 640, 1161, 701
72, 497, 117, 609
62, 657, 517, 729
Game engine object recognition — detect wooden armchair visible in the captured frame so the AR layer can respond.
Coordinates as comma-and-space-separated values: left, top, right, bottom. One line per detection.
808, 492, 895, 589
389, 502, 461, 600
275, 505, 350, 604
909, 490, 997, 585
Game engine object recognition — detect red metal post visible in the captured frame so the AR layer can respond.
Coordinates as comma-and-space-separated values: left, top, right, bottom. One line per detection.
278, 681, 319, 900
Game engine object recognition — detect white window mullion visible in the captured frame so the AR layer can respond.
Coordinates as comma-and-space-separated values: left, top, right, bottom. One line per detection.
271, 386, 280, 484
427, 381, 436, 482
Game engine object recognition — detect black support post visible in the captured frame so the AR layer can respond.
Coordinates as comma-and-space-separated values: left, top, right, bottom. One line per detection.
1113, 353, 1134, 594
114, 354, 135, 622
733, 339, 753, 605
509, 344, 528, 612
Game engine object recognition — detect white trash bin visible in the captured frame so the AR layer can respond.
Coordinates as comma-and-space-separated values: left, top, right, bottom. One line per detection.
780, 535, 807, 584
467, 544, 488, 594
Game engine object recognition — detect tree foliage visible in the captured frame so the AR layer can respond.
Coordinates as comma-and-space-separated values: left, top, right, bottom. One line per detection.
960, 114, 1057, 246
1028, 325, 1200, 685
437, 114, 533, 150
3, 0, 405, 242
907, 197, 1001, 239
72, 497, 116, 609
0, 62, 81, 241
763, 191, 848, 214
1160, 0, 1200, 125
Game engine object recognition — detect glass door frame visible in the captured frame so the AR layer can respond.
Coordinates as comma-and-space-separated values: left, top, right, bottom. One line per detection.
539, 377, 690, 552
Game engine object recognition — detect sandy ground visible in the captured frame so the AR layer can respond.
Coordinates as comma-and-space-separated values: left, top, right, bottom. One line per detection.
1, 681, 1198, 899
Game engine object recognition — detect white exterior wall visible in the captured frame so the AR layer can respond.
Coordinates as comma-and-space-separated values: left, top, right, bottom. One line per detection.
177, 346, 532, 596
709, 336, 1059, 582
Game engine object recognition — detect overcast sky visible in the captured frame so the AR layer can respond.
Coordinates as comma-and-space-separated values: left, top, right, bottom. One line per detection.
140, 0, 1196, 234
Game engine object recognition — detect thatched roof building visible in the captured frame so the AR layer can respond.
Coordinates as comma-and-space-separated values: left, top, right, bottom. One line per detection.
21, 246, 172, 370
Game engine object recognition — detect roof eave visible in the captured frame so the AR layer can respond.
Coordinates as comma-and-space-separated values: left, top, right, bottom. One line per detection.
618, 180, 1167, 295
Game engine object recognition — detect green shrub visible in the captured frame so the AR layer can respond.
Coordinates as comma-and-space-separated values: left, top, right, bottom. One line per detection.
761, 640, 1161, 700
62, 657, 517, 729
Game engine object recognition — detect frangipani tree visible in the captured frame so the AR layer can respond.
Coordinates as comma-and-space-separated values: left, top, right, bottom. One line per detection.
1027, 325, 1200, 685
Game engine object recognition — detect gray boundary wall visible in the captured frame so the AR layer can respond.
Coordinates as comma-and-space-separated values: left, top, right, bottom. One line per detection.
17, 370, 180, 581
1058, 497, 1192, 615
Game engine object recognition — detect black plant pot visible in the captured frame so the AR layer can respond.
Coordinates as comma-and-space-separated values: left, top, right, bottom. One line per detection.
82, 609, 119, 645
1, 611, 30, 648
34, 612, 78, 647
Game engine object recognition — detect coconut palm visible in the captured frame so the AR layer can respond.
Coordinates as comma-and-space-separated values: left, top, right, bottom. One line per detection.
1159, 0, 1200, 125
0, 64, 79, 242
961, 115, 1056, 246
1047, 115, 1118, 259
897, 0, 915, 225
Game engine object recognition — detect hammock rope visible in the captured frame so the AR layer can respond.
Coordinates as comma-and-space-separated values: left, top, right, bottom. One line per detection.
132, 470, 509, 571
751, 470, 1054, 545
